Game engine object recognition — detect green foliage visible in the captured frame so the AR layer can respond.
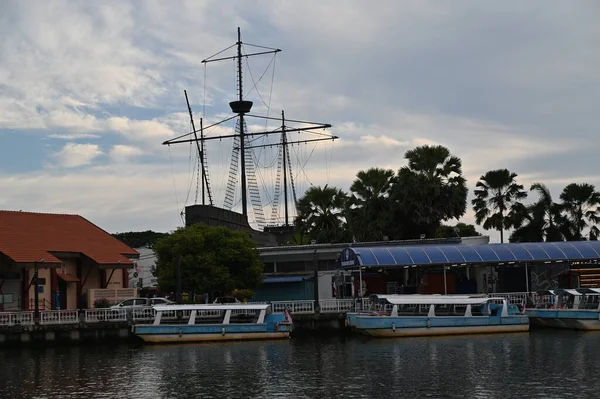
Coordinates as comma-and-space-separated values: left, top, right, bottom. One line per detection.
295, 185, 349, 243
390, 145, 468, 239
231, 288, 255, 302
436, 223, 481, 238
510, 183, 564, 243
94, 298, 111, 308
472, 169, 527, 243
153, 224, 264, 296
559, 183, 600, 240
113, 230, 169, 248
347, 168, 395, 242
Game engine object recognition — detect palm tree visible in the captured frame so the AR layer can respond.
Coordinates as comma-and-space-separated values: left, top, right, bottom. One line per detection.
347, 168, 395, 241
472, 169, 527, 243
295, 185, 348, 243
559, 183, 600, 240
510, 183, 564, 242
391, 145, 468, 239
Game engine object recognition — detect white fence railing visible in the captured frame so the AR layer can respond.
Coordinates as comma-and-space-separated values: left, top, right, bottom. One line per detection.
40, 310, 79, 325
272, 300, 315, 314
84, 309, 127, 323
0, 311, 34, 326
2, 293, 560, 327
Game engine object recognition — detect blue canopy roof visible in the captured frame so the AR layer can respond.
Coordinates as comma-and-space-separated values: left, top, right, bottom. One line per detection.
263, 275, 312, 284
337, 241, 600, 269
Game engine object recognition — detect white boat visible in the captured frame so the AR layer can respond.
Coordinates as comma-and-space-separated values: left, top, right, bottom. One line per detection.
526, 288, 600, 330
350, 294, 529, 337
134, 304, 292, 343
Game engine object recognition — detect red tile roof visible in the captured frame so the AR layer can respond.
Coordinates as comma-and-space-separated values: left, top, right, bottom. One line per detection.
0, 211, 139, 267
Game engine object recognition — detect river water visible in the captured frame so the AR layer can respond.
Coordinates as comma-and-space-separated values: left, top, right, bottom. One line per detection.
1, 330, 599, 398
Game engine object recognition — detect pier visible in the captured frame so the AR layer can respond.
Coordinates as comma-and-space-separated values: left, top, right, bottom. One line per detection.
0, 298, 362, 345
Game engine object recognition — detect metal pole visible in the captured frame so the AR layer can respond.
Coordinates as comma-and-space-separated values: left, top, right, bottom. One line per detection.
359, 266, 363, 310
525, 262, 529, 294
282, 110, 289, 226
313, 250, 319, 313
176, 254, 182, 303
443, 266, 447, 295
237, 27, 248, 218
34, 261, 39, 322
200, 118, 205, 206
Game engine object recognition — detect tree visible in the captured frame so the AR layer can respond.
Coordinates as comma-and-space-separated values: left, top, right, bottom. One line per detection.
113, 231, 168, 248
153, 224, 264, 297
346, 168, 395, 241
510, 183, 564, 242
390, 145, 468, 239
472, 169, 527, 243
295, 185, 348, 243
559, 183, 600, 240
436, 223, 481, 238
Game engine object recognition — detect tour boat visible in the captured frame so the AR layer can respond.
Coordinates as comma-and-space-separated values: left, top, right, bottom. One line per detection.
526, 288, 600, 330
134, 304, 293, 343
346, 294, 486, 329
350, 294, 529, 337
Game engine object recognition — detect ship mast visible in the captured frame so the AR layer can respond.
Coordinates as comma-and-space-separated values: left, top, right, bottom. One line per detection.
163, 27, 337, 224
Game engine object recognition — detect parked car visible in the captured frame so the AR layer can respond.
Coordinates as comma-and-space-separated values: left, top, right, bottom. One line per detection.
110, 297, 174, 310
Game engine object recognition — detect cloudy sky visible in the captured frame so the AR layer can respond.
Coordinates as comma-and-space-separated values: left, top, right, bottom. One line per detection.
1, 0, 599, 242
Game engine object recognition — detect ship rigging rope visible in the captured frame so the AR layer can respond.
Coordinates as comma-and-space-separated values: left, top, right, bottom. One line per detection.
242, 49, 277, 108
183, 120, 196, 207
167, 144, 184, 226
293, 142, 317, 187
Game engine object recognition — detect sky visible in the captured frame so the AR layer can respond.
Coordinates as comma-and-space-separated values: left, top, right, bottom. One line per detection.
1, 0, 600, 242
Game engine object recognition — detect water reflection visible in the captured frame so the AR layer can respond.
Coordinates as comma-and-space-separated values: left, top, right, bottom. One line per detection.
1, 332, 600, 398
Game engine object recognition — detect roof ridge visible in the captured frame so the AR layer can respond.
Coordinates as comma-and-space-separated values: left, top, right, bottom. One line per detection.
0, 209, 80, 217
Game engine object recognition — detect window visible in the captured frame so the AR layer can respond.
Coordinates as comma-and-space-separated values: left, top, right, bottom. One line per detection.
120, 299, 135, 306
151, 298, 167, 305
0, 294, 14, 304
134, 299, 148, 306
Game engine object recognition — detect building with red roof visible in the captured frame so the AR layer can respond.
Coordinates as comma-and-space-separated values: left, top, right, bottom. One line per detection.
0, 211, 139, 311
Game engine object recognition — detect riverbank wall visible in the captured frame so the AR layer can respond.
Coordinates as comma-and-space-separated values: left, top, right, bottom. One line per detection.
0, 312, 350, 346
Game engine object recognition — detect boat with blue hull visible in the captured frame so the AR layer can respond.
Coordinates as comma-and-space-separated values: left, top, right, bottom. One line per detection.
134, 304, 292, 343
351, 295, 529, 337
526, 288, 600, 330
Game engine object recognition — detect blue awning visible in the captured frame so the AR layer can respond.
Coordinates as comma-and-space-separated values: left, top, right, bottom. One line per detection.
263, 275, 312, 284
337, 241, 600, 269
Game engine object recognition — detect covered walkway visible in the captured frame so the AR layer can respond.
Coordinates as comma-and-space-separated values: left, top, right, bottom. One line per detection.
337, 241, 600, 268
336, 242, 600, 295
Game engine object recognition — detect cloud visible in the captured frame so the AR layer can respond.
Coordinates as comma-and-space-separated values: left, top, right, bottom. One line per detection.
109, 145, 145, 162
1, 0, 600, 245
51, 143, 103, 168
47, 133, 101, 140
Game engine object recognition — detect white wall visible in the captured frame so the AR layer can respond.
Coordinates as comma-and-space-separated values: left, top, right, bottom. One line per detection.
130, 247, 158, 288
461, 236, 490, 245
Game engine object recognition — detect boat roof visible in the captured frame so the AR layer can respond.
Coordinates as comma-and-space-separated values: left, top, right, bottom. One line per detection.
538, 289, 584, 296
153, 304, 271, 311
369, 294, 505, 305
576, 288, 600, 295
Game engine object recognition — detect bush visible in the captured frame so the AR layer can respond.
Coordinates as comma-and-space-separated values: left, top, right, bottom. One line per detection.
94, 298, 111, 308
231, 289, 255, 302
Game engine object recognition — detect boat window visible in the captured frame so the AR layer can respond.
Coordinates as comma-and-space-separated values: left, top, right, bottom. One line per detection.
433, 304, 467, 316
470, 304, 484, 316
